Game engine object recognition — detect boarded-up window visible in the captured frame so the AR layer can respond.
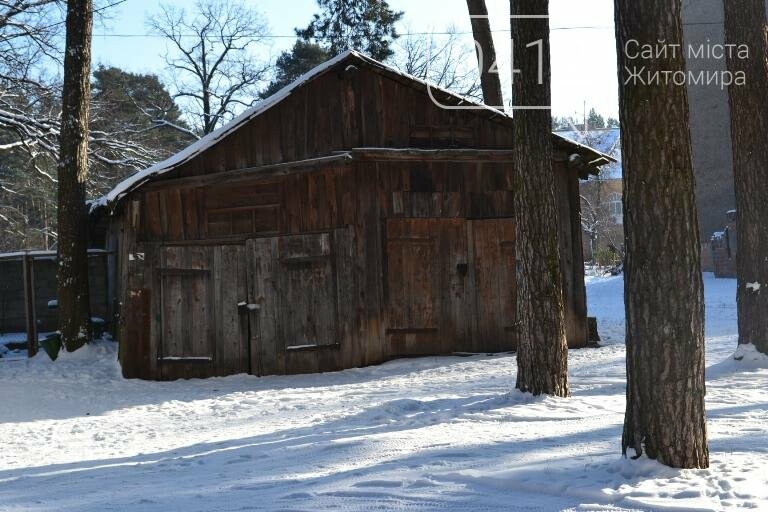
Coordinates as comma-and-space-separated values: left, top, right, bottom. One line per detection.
409, 125, 474, 148
206, 206, 280, 237
204, 182, 281, 237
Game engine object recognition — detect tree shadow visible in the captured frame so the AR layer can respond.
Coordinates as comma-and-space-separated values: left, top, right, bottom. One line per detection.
0, 352, 514, 423
0, 389, 626, 511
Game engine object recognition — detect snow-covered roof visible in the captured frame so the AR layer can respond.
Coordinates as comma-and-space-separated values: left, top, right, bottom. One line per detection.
100, 50, 614, 209
556, 128, 622, 180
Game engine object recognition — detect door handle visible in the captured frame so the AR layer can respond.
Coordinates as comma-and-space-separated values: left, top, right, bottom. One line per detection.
237, 301, 260, 311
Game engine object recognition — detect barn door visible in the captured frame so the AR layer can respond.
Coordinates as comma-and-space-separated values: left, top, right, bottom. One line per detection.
157, 245, 249, 379
385, 218, 472, 355
158, 267, 213, 368
469, 219, 517, 351
246, 233, 340, 376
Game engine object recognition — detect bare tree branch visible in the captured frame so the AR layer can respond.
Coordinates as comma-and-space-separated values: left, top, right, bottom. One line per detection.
148, 0, 272, 134
393, 25, 482, 101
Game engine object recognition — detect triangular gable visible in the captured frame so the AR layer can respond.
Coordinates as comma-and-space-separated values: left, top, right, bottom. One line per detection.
100, 50, 613, 209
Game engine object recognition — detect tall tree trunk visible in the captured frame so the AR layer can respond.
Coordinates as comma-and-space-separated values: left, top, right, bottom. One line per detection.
723, 1, 768, 355
467, 0, 505, 109
57, 0, 93, 352
614, 0, 709, 468
511, 0, 568, 397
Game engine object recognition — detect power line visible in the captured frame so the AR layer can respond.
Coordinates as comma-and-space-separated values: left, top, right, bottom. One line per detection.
89, 21, 723, 39
92, 27, 609, 38
40, 0, 129, 31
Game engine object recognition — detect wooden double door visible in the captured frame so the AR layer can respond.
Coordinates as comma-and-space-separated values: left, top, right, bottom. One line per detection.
385, 217, 517, 356
154, 219, 515, 379
156, 232, 344, 379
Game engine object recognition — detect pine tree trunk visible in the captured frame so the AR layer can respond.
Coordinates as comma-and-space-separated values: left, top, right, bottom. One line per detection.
57, 0, 93, 352
511, 0, 568, 397
467, 0, 504, 110
723, 1, 768, 355
614, 0, 709, 468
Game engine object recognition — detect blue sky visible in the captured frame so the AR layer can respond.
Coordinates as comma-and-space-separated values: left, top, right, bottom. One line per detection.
91, 0, 619, 118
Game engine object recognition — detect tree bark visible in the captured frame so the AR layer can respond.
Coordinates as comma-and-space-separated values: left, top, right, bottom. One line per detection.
511, 0, 568, 397
614, 0, 709, 468
467, 0, 505, 110
723, 1, 768, 355
57, 0, 93, 352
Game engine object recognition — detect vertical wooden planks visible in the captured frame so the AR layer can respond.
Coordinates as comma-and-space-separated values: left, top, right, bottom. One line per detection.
121, 288, 152, 379
22, 254, 37, 357
279, 258, 337, 348
181, 188, 200, 240
165, 189, 185, 240
386, 218, 433, 355
357, 163, 386, 366
159, 247, 183, 362
213, 245, 249, 376
471, 220, 499, 352
156, 246, 216, 379
383, 217, 518, 356
440, 218, 472, 353
247, 237, 281, 375
498, 220, 517, 350
565, 166, 588, 347
470, 219, 517, 352
554, 164, 588, 348
144, 191, 163, 241
119, 199, 161, 379
322, 227, 354, 372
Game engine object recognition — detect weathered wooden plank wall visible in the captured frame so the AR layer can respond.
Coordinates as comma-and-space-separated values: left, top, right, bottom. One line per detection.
153, 63, 514, 184
115, 57, 589, 380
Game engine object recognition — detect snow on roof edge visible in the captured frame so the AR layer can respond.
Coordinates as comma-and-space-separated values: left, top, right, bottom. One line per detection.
102, 51, 362, 207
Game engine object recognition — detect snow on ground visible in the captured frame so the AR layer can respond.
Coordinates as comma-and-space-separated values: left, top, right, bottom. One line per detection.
0, 333, 28, 360
0, 273, 766, 511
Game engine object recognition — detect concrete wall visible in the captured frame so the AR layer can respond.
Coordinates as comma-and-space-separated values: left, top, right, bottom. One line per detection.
682, 0, 735, 241
682, 0, 768, 241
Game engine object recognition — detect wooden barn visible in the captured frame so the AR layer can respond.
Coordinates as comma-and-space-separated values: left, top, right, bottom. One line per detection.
103, 50, 613, 380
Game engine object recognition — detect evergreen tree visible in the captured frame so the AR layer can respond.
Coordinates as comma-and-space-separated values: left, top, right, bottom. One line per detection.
606, 117, 620, 128
89, 66, 195, 196
587, 108, 605, 129
297, 0, 404, 61
92, 68, 193, 147
260, 40, 330, 99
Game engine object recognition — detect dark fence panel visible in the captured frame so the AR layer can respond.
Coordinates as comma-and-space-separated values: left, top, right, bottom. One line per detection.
0, 251, 111, 336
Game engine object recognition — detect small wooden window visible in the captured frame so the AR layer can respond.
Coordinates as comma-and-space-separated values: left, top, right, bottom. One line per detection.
205, 205, 279, 238
204, 181, 281, 237
409, 125, 474, 148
